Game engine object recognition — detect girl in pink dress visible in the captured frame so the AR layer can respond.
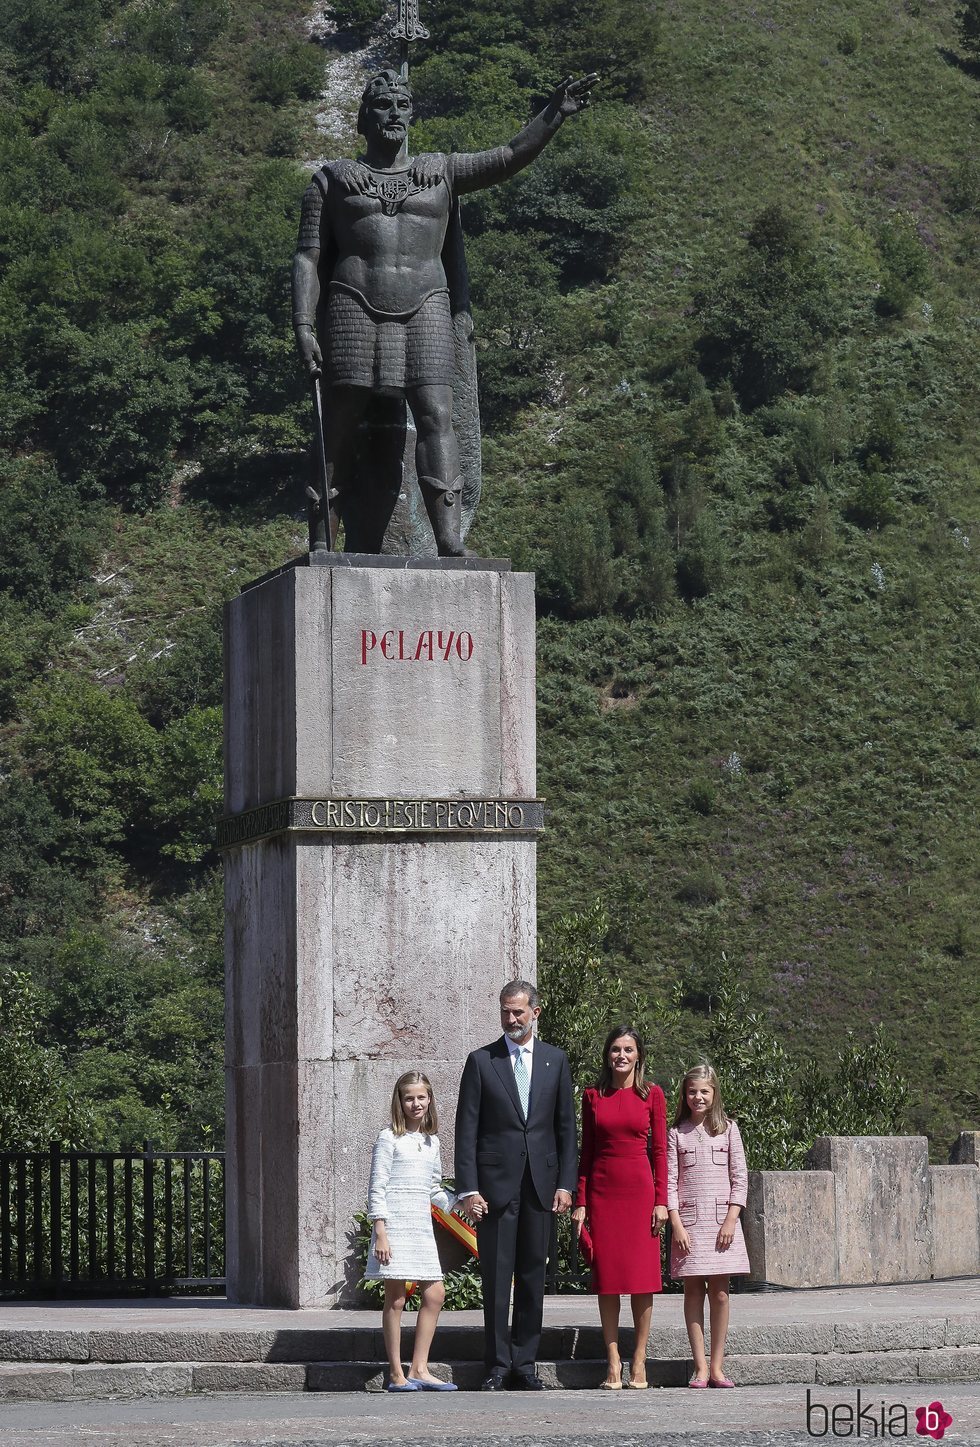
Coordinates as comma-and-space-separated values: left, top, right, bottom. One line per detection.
666, 1064, 750, 1388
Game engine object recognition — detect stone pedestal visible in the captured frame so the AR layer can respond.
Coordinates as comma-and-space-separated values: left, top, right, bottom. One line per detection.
221, 559, 538, 1306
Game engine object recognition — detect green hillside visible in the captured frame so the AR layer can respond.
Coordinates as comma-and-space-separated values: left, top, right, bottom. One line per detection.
0, 0, 976, 1154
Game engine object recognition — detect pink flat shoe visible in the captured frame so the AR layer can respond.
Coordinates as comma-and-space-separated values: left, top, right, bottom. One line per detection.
709, 1376, 735, 1388
688, 1376, 709, 1388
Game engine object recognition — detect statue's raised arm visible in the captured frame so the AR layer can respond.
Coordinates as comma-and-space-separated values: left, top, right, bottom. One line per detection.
291, 67, 599, 558
449, 73, 599, 196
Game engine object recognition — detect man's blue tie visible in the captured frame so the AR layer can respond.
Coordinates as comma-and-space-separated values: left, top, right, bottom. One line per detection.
514, 1047, 530, 1118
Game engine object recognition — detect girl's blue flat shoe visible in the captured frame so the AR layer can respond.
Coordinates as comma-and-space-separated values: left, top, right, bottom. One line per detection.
407, 1378, 458, 1391
387, 1380, 422, 1392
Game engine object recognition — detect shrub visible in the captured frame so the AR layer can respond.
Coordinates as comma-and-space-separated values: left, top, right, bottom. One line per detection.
847, 470, 897, 530
695, 206, 841, 408
148, 706, 223, 866
0, 459, 103, 608
676, 512, 726, 599
248, 42, 325, 107
544, 502, 618, 618
0, 967, 90, 1148
19, 674, 160, 871
686, 779, 717, 816
327, 0, 386, 32
876, 216, 930, 318
675, 866, 726, 905
128, 610, 223, 729
502, 107, 647, 286
467, 230, 562, 423
956, 0, 980, 58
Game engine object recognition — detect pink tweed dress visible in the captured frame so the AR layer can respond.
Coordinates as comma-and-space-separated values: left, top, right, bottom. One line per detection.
667, 1119, 751, 1278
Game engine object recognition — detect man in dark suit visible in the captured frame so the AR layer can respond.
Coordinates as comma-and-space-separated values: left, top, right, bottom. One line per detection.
455, 979, 577, 1390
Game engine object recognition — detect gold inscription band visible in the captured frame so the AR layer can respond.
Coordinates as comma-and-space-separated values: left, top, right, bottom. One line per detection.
217, 798, 545, 848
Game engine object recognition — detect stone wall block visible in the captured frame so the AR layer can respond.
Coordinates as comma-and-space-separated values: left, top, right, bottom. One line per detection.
499, 572, 536, 796
72, 1364, 192, 1398
224, 839, 296, 1070
329, 568, 502, 797
223, 575, 298, 813
815, 1350, 920, 1385
835, 1319, 947, 1353
191, 1362, 308, 1393
0, 1365, 75, 1400
929, 1165, 980, 1279
943, 1315, 980, 1347
807, 1137, 931, 1284
918, 1345, 980, 1381
725, 1353, 817, 1385
949, 1131, 980, 1165
0, 1332, 89, 1363
293, 568, 333, 796
744, 1169, 838, 1287
224, 1064, 262, 1305
727, 1322, 837, 1355
295, 840, 334, 1062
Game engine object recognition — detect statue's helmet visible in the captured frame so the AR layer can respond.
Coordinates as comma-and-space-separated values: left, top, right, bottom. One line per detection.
357, 69, 413, 136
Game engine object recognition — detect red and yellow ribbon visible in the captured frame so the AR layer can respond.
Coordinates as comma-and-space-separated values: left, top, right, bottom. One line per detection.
431, 1203, 479, 1257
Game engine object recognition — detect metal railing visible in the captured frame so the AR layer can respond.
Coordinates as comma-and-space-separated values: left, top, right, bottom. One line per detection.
0, 1142, 224, 1297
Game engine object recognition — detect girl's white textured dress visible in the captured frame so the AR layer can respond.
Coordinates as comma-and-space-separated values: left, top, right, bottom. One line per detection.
666, 1119, 751, 1277
364, 1128, 453, 1281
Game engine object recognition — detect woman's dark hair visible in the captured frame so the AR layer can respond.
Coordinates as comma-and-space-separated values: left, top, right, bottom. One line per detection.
596, 1026, 650, 1099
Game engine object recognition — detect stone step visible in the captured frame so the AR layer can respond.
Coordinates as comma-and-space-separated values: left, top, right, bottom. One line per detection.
1, 1315, 977, 1366
1, 1346, 979, 1400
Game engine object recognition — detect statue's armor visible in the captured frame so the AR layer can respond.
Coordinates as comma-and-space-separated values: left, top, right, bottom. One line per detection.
296, 148, 511, 394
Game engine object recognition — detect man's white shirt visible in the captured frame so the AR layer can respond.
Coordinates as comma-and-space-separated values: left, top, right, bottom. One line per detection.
505, 1031, 534, 1086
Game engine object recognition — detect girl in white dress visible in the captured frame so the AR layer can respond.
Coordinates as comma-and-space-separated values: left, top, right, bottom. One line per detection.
365, 1070, 458, 1391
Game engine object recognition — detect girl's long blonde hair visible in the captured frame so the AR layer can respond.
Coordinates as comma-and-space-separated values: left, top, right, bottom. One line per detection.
673, 1063, 729, 1136
390, 1070, 438, 1136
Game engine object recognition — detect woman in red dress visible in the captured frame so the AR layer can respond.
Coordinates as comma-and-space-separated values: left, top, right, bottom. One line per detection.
572, 1027, 669, 1389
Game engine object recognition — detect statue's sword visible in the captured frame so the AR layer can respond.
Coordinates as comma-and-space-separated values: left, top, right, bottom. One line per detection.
391, 0, 428, 81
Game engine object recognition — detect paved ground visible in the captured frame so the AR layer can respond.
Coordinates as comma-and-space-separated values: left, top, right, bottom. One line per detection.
0, 1279, 976, 1333
0, 1382, 978, 1447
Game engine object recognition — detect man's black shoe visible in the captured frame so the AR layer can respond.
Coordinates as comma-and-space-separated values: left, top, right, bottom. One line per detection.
481, 1371, 508, 1391
511, 1371, 547, 1391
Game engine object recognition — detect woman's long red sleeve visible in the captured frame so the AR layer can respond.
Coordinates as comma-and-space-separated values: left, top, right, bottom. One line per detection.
649, 1085, 668, 1208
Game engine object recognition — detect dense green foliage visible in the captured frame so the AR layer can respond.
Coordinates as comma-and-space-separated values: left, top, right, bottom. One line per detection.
538, 900, 913, 1171
0, 0, 976, 1159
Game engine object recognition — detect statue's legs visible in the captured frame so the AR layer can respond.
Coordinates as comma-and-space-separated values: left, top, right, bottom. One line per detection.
323, 385, 374, 548
408, 384, 466, 558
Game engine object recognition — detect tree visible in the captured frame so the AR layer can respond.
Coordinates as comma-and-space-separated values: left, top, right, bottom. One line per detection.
957, 0, 980, 59
148, 706, 223, 865
0, 967, 90, 1148
19, 674, 160, 872
0, 458, 103, 609
695, 207, 840, 408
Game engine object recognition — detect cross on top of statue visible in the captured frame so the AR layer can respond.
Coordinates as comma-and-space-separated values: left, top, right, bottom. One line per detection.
391, 0, 429, 80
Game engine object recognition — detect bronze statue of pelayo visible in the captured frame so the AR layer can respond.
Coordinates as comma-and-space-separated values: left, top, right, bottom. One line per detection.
292, 41, 597, 558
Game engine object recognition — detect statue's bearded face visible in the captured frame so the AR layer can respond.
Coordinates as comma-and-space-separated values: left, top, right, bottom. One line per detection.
364, 89, 413, 144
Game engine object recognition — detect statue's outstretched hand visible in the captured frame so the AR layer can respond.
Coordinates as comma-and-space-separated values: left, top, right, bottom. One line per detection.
552, 73, 599, 117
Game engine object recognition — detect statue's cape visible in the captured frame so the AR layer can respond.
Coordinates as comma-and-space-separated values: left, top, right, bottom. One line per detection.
313, 158, 482, 554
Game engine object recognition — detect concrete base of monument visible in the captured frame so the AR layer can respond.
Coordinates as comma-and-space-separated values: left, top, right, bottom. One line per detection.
222, 560, 538, 1307
0, 1284, 977, 1399
245, 551, 513, 595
